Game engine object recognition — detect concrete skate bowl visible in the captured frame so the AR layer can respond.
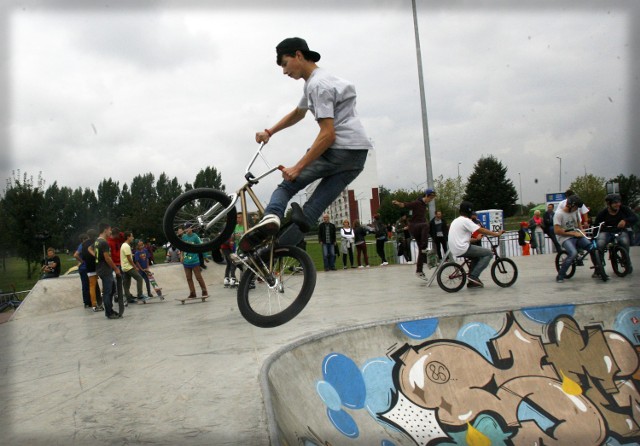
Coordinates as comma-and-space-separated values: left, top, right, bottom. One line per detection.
262, 299, 640, 446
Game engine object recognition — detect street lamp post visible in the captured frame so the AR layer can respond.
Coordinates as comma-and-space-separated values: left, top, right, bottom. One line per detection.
518, 172, 524, 215
556, 156, 562, 191
457, 162, 461, 178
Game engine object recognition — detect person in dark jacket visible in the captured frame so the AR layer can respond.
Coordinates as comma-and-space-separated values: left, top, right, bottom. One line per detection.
429, 210, 449, 261
318, 213, 337, 271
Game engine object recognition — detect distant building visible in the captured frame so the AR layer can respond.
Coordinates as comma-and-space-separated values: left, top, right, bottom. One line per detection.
306, 149, 380, 226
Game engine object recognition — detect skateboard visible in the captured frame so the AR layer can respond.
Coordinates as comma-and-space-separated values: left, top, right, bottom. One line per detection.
139, 295, 166, 304
147, 272, 163, 296
176, 295, 209, 304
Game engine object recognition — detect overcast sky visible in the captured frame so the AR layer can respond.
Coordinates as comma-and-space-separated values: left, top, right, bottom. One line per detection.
1, 0, 638, 207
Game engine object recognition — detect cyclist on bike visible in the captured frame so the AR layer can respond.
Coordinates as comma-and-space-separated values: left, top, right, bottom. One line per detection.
595, 193, 637, 274
239, 37, 372, 252
448, 201, 505, 288
554, 195, 605, 282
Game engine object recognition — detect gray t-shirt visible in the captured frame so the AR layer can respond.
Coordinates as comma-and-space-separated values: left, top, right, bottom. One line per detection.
299, 67, 373, 150
553, 207, 581, 245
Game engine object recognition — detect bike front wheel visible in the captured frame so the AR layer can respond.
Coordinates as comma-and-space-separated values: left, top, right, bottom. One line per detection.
610, 245, 632, 277
491, 258, 518, 287
555, 251, 576, 279
163, 188, 236, 253
237, 245, 316, 328
437, 262, 466, 293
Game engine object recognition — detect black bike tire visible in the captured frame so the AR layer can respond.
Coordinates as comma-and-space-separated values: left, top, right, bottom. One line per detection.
163, 188, 236, 253
491, 258, 518, 288
237, 245, 316, 328
437, 262, 466, 293
555, 251, 576, 279
610, 245, 631, 277
591, 249, 609, 281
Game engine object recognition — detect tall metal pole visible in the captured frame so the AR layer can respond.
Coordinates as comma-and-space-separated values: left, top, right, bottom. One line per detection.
556, 156, 562, 191
518, 172, 523, 215
412, 0, 435, 217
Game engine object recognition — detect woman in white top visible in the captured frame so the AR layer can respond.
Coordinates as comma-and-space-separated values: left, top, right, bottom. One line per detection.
340, 220, 356, 269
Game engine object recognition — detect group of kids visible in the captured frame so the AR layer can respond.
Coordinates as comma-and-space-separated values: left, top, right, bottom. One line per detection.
74, 224, 157, 318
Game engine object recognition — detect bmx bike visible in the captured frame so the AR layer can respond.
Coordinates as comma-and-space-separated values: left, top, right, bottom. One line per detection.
554, 223, 630, 280
163, 143, 316, 328
436, 237, 518, 292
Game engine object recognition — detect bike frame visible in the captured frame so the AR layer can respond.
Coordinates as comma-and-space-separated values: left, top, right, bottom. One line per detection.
201, 143, 282, 233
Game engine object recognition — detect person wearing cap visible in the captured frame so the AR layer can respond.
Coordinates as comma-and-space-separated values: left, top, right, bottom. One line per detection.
392, 189, 437, 280
554, 195, 605, 282
180, 223, 209, 299
239, 37, 373, 252
594, 193, 636, 274
448, 201, 505, 288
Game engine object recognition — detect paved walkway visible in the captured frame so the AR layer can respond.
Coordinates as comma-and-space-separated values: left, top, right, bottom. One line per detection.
0, 249, 638, 445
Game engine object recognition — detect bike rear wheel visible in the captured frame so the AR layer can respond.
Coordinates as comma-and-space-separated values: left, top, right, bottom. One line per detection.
437, 262, 466, 292
491, 258, 518, 287
610, 245, 632, 277
237, 245, 316, 328
163, 188, 236, 253
555, 251, 576, 279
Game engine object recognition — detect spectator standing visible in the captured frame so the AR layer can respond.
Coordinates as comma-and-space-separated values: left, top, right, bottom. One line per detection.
134, 240, 154, 298
94, 223, 122, 319
543, 203, 562, 252
40, 247, 61, 279
165, 244, 181, 263
518, 221, 532, 256
392, 188, 437, 279
180, 223, 209, 299
395, 215, 412, 263
429, 210, 449, 261
81, 229, 103, 312
372, 214, 389, 266
528, 210, 545, 254
339, 219, 355, 269
120, 231, 144, 303
108, 228, 125, 313
353, 219, 371, 268
73, 233, 91, 308
318, 214, 337, 271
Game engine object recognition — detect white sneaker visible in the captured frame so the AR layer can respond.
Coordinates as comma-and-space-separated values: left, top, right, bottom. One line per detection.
229, 277, 238, 287
381, 262, 388, 266
358, 265, 364, 268
416, 272, 427, 281
238, 214, 281, 251
223, 277, 230, 287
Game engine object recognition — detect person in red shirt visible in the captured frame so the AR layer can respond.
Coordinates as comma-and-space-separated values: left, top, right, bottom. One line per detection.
108, 227, 125, 311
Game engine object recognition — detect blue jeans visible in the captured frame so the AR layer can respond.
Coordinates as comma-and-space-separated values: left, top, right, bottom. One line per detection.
558, 237, 592, 278
463, 244, 492, 280
98, 270, 116, 316
533, 230, 545, 254
321, 243, 336, 270
264, 149, 368, 226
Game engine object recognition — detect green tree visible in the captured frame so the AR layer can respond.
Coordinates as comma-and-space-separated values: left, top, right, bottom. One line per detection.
607, 174, 640, 208
569, 174, 606, 214
433, 175, 466, 221
2, 171, 48, 279
194, 166, 225, 191
96, 178, 122, 223
464, 156, 518, 217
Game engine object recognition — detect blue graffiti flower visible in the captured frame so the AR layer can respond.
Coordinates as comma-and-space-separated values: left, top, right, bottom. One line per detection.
361, 357, 395, 417
521, 304, 575, 324
614, 307, 640, 346
321, 353, 366, 409
457, 322, 498, 362
397, 318, 439, 339
326, 408, 359, 438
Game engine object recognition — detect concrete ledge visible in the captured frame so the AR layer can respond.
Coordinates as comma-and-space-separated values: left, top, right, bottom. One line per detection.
11, 262, 225, 321
263, 298, 640, 445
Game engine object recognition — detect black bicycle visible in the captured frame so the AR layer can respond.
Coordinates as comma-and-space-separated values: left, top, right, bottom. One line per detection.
163, 143, 316, 328
554, 223, 609, 281
601, 228, 633, 277
437, 237, 518, 292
